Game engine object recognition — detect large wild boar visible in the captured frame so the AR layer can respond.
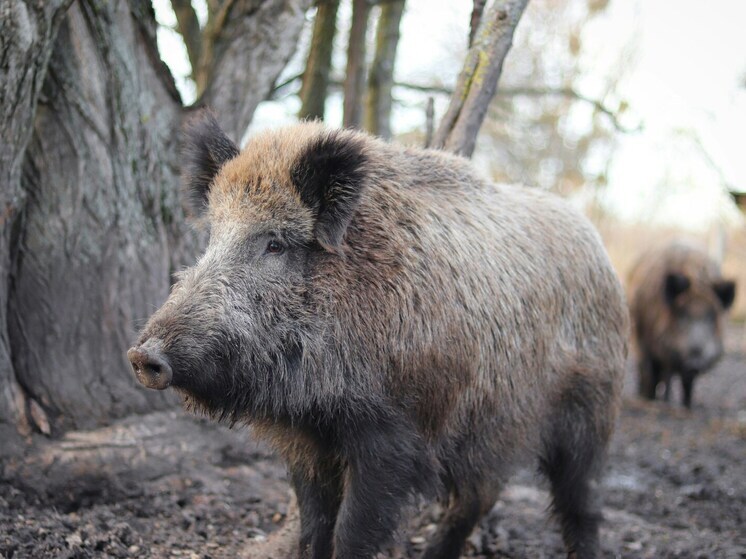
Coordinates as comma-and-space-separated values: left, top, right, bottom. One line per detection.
628, 242, 736, 408
128, 111, 628, 559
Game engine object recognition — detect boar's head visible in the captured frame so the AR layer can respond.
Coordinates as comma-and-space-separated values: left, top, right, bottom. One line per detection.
128, 111, 369, 422
662, 271, 736, 373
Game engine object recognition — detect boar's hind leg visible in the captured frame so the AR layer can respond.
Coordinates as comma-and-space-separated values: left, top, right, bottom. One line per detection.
334, 415, 435, 558
540, 377, 609, 559
420, 483, 495, 559
291, 454, 344, 559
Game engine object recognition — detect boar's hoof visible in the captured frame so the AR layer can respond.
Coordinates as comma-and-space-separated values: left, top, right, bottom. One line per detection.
127, 345, 173, 390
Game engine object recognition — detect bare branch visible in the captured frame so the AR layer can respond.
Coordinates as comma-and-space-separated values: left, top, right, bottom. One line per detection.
194, 0, 235, 95
299, 0, 341, 120
271, 74, 637, 134
170, 0, 202, 77
432, 0, 530, 157
496, 87, 642, 133
469, 0, 488, 48
424, 97, 435, 147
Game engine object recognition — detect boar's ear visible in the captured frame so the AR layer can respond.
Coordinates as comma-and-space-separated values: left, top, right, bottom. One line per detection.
713, 279, 736, 310
664, 272, 690, 305
181, 109, 239, 216
291, 131, 368, 250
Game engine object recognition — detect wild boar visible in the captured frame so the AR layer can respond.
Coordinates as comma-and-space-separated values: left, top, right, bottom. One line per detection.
128, 111, 628, 559
628, 242, 736, 408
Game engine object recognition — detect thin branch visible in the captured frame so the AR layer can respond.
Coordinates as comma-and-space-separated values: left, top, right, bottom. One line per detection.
469, 0, 487, 48
424, 97, 435, 147
196, 0, 235, 96
432, 0, 529, 157
270, 74, 638, 134
170, 0, 202, 76
496, 87, 642, 133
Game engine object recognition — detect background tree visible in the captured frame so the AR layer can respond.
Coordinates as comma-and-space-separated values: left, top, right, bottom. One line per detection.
364, 0, 405, 138
299, 0, 341, 120
342, 0, 372, 127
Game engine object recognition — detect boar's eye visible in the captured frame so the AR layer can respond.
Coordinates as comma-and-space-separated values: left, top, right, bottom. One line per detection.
265, 239, 285, 255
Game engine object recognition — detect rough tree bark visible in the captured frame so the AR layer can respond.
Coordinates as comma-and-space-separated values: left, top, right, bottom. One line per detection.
299, 0, 341, 121
431, 0, 529, 157
342, 0, 371, 128
364, 0, 405, 139
9, 0, 186, 434
0, 0, 311, 444
0, 0, 74, 446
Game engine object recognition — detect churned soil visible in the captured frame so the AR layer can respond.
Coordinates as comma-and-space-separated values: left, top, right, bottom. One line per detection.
1, 327, 745, 559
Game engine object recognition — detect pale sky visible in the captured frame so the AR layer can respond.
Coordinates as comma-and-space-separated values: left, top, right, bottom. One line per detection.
153, 0, 746, 230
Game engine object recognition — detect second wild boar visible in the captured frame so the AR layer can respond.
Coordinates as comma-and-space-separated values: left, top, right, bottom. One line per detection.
628, 242, 736, 408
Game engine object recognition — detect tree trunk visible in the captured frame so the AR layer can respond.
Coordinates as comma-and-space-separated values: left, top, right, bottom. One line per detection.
0, 0, 74, 445
0, 0, 310, 445
201, 0, 313, 138
431, 0, 529, 157
298, 0, 341, 121
342, 0, 371, 128
364, 0, 405, 139
9, 0, 186, 433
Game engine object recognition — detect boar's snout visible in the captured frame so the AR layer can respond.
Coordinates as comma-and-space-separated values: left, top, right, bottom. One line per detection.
128, 342, 173, 390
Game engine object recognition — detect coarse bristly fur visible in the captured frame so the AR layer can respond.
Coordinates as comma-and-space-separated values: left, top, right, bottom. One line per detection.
130, 109, 630, 559
628, 242, 736, 408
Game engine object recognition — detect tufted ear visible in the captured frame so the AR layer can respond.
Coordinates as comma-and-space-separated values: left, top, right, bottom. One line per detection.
291, 131, 368, 251
181, 109, 239, 216
712, 279, 736, 310
664, 272, 690, 306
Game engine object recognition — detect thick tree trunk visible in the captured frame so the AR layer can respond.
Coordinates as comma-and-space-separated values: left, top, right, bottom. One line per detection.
364, 0, 405, 139
431, 0, 529, 157
9, 0, 185, 433
342, 0, 371, 128
0, 0, 74, 445
0, 0, 311, 445
298, 0, 341, 121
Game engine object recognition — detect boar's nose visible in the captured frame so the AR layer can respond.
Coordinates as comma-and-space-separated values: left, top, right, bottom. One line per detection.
127, 344, 173, 390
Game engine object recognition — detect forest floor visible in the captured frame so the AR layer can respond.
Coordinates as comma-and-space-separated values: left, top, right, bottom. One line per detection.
1, 327, 745, 559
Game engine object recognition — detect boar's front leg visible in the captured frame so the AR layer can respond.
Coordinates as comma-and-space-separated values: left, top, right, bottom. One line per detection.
680, 373, 696, 409
290, 452, 344, 559
333, 414, 434, 558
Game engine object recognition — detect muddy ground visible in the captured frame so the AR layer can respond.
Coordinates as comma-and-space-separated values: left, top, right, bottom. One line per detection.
1, 327, 745, 559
